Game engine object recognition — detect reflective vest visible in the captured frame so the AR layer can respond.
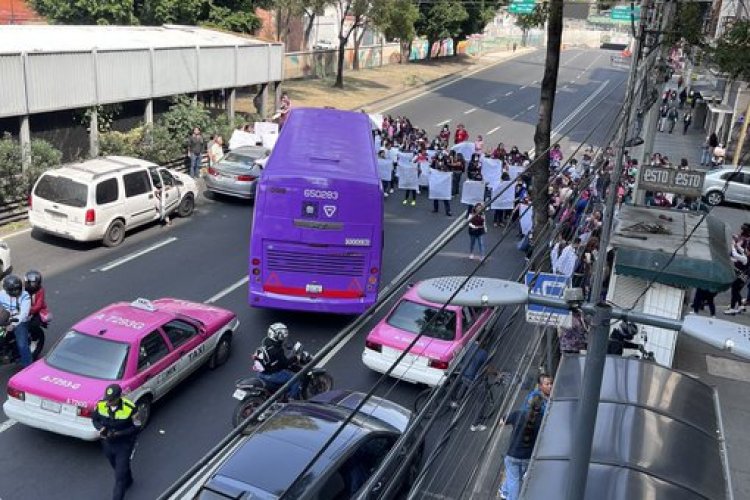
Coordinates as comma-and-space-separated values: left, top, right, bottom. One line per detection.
96, 398, 136, 420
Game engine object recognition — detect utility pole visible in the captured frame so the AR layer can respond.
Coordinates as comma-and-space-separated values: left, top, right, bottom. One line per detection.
564, 1, 649, 498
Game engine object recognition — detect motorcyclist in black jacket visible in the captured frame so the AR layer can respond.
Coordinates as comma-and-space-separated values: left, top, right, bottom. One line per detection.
254, 322, 301, 399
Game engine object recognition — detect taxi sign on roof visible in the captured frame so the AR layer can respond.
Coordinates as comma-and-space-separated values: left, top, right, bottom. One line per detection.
130, 298, 157, 312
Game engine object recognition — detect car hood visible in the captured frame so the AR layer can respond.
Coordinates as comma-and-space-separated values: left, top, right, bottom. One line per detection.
366, 322, 456, 360
9, 360, 112, 406
153, 298, 236, 332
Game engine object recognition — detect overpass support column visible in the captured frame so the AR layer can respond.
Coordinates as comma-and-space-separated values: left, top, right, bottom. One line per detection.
19, 115, 31, 169
89, 107, 99, 158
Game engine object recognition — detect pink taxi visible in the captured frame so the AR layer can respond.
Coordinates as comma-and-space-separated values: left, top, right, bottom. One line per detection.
362, 283, 493, 386
4, 298, 238, 440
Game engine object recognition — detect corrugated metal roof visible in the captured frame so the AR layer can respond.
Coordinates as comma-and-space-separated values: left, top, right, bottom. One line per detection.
523, 355, 732, 500
0, 24, 271, 54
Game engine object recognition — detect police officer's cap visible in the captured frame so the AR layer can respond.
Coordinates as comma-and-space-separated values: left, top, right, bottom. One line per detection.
104, 384, 122, 403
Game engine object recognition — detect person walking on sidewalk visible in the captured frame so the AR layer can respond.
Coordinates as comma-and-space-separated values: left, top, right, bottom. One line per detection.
498, 395, 544, 500
691, 288, 717, 317
667, 106, 679, 134
682, 111, 692, 134
658, 104, 669, 132
725, 235, 748, 315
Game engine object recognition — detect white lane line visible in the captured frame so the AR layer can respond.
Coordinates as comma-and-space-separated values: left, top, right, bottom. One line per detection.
504, 91, 513, 97
464, 108, 477, 115
0, 419, 16, 434
435, 119, 451, 126
377, 49, 533, 113
551, 79, 610, 141
576, 74, 582, 79
531, 80, 539, 85
487, 126, 501, 135
487, 98, 498, 104
92, 237, 178, 272
519, 85, 527, 90
206, 276, 249, 304
512, 112, 523, 120
527, 105, 535, 110
565, 52, 583, 65
1, 227, 32, 240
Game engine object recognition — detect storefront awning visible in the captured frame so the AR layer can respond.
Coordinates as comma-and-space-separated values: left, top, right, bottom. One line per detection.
611, 206, 735, 293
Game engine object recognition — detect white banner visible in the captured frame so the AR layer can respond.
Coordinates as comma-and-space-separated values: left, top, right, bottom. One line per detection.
418, 161, 431, 186
378, 158, 393, 181
374, 134, 382, 151
491, 180, 515, 210
262, 133, 278, 150
397, 164, 419, 190
482, 158, 503, 188
369, 113, 383, 130
397, 151, 414, 168
228, 130, 259, 150
509, 164, 526, 180
461, 180, 486, 205
389, 147, 400, 164
519, 203, 534, 235
254, 122, 279, 136
429, 170, 452, 200
426, 149, 438, 160
452, 141, 475, 161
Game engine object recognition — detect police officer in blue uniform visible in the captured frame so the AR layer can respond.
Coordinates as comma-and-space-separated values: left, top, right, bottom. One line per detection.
92, 384, 140, 500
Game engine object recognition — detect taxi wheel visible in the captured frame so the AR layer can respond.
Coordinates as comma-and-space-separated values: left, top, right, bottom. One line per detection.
209, 334, 232, 369
177, 194, 195, 218
135, 396, 152, 428
103, 220, 125, 247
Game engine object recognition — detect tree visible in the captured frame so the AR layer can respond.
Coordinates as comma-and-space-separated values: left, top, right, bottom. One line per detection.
333, 0, 370, 88
665, 1, 707, 49
531, 0, 563, 236
275, 0, 332, 49
514, 3, 547, 47
458, 0, 498, 45
711, 19, 750, 81
31, 0, 135, 24
371, 0, 419, 63
415, 0, 468, 60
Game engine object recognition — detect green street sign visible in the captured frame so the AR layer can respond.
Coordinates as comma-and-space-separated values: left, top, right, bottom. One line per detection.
510, 3, 536, 14
611, 5, 640, 21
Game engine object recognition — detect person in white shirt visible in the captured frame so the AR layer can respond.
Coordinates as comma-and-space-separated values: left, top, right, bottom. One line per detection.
555, 238, 580, 278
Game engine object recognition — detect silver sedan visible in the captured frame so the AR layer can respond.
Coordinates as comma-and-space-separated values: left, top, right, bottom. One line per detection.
204, 146, 270, 200
702, 166, 750, 206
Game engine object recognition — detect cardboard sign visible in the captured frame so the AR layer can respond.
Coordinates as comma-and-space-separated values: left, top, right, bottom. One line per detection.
429, 169, 453, 200
461, 180, 486, 205
482, 158, 503, 187
397, 164, 419, 190
491, 180, 515, 210
378, 158, 393, 181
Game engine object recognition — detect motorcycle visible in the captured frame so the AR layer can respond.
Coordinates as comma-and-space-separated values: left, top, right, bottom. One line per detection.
231, 342, 334, 427
0, 316, 46, 366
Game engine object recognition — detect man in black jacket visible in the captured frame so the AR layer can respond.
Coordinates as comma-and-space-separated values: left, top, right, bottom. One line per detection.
92, 384, 140, 500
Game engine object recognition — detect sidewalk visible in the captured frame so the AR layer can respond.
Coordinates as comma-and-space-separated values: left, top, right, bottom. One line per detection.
652, 79, 750, 499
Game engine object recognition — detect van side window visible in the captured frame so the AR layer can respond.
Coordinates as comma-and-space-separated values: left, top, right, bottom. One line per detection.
159, 169, 176, 187
148, 168, 163, 189
123, 170, 151, 198
95, 178, 119, 205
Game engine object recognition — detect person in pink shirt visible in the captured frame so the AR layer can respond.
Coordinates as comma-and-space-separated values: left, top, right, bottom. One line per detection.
24, 270, 49, 342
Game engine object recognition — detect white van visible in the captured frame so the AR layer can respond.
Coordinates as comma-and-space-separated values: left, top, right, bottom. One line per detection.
29, 156, 198, 247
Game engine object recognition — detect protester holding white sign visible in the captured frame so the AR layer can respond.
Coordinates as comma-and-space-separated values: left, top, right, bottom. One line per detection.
398, 163, 419, 206
377, 150, 394, 195
491, 175, 515, 226
429, 156, 453, 216
482, 158, 503, 188
452, 141, 475, 164
461, 180, 486, 205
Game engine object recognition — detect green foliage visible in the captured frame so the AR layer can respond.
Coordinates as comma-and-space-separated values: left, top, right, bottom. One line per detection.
459, 0, 499, 41
99, 127, 145, 157
515, 3, 548, 32
31, 0, 135, 24
415, 0, 468, 42
203, 5, 262, 33
0, 133, 62, 203
711, 20, 750, 81
74, 104, 123, 134
137, 0, 204, 25
371, 0, 419, 43
666, 1, 706, 48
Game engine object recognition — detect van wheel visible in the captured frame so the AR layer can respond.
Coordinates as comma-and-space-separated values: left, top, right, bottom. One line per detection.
103, 220, 125, 247
177, 194, 195, 218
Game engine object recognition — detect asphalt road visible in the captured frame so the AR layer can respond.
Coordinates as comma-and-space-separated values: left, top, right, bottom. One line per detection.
0, 48, 628, 500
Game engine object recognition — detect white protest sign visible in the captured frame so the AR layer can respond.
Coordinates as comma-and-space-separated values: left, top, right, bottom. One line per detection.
262, 133, 278, 150
461, 180, 486, 205
397, 164, 419, 190
491, 180, 515, 210
369, 113, 383, 130
418, 161, 431, 186
389, 147, 400, 164
519, 203, 534, 235
429, 170, 453, 200
374, 134, 382, 151
377, 158, 393, 181
397, 151, 414, 168
228, 130, 259, 150
508, 164, 526, 180
452, 142, 475, 161
254, 122, 279, 136
482, 158, 503, 188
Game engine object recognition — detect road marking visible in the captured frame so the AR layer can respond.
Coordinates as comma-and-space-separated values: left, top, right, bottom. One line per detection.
1, 227, 32, 240
512, 112, 523, 120
569, 80, 576, 84
435, 119, 451, 127
576, 74, 582, 79
519, 85, 527, 90
487, 126, 501, 135
527, 105, 535, 110
531, 80, 539, 85
206, 276, 249, 304
487, 98, 498, 104
377, 49, 534, 113
92, 237, 178, 272
504, 92, 513, 97
551, 79, 610, 141
0, 419, 16, 434
565, 52, 583, 65
464, 108, 477, 115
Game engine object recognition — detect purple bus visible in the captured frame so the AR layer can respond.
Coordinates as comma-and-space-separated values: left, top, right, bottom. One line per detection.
249, 108, 383, 314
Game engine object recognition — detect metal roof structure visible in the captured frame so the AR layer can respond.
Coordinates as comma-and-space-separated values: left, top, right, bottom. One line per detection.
523, 355, 733, 500
0, 24, 284, 118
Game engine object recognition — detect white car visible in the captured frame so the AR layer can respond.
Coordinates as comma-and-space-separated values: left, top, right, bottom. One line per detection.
0, 239, 10, 275
29, 156, 197, 247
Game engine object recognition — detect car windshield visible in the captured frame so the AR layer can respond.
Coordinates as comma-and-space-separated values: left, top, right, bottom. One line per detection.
34, 175, 87, 208
222, 152, 260, 167
46, 331, 129, 380
386, 300, 457, 341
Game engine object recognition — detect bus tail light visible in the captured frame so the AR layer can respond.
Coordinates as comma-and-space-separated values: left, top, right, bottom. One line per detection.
429, 359, 450, 370
7, 387, 25, 401
237, 175, 256, 182
208, 167, 217, 176
251, 258, 260, 266
84, 209, 96, 225
252, 268, 260, 276
365, 340, 382, 353
370, 267, 379, 274
77, 405, 93, 418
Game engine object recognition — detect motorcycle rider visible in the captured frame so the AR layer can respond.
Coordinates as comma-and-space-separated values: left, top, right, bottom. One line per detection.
0, 275, 32, 367
254, 322, 301, 399
24, 270, 48, 343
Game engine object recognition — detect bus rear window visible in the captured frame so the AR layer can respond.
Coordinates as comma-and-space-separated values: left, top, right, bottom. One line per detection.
34, 175, 87, 208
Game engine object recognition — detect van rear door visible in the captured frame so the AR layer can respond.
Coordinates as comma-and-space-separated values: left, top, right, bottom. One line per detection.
32, 173, 89, 230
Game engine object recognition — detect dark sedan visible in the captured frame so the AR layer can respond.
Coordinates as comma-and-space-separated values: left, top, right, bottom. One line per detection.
204, 146, 270, 200
183, 390, 422, 500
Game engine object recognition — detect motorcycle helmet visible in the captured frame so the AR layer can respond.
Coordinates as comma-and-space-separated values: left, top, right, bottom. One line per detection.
267, 322, 289, 343
24, 270, 43, 295
2, 275, 23, 298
